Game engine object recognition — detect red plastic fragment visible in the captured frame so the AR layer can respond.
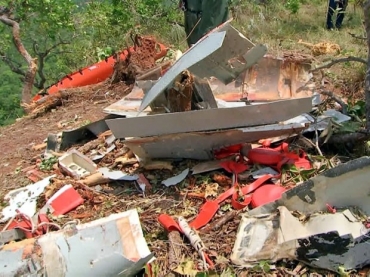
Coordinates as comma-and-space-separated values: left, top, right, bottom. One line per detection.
5, 212, 50, 238
251, 185, 286, 208
214, 144, 243, 159
46, 185, 84, 216
326, 203, 337, 214
158, 214, 181, 232
220, 160, 248, 174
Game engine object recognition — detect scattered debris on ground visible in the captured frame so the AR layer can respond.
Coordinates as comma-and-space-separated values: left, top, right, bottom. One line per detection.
1, 19, 370, 277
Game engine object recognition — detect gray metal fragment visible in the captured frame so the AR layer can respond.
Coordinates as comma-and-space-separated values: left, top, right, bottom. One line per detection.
250, 156, 370, 216
231, 206, 369, 273
188, 23, 267, 84
232, 156, 370, 273
124, 122, 307, 161
107, 97, 312, 138
0, 209, 152, 277
139, 21, 267, 113
139, 31, 226, 112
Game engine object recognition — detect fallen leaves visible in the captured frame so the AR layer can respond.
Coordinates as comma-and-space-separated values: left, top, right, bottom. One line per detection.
205, 183, 219, 198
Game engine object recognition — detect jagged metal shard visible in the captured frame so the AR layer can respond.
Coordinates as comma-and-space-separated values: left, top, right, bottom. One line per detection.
139, 31, 226, 113
139, 21, 267, 113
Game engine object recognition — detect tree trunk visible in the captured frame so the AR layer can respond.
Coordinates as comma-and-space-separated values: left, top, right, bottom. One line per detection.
364, 1, 370, 131
0, 14, 37, 105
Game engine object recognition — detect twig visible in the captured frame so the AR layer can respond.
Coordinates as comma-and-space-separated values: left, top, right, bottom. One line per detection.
179, 17, 201, 46
311, 56, 367, 72
348, 32, 367, 40
206, 210, 240, 232
320, 90, 348, 115
313, 117, 324, 156
300, 135, 323, 156
168, 231, 183, 270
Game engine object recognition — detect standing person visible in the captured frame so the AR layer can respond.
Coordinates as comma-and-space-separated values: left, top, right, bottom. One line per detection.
179, 0, 229, 47
326, 0, 349, 30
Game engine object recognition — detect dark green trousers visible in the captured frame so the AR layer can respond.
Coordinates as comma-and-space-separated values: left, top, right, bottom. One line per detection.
184, 0, 229, 47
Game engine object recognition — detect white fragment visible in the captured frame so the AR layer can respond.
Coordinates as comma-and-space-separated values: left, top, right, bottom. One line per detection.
1, 175, 55, 223
162, 168, 189, 187
98, 167, 138, 181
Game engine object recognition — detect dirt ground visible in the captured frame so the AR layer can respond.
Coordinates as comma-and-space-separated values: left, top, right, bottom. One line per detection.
0, 82, 131, 194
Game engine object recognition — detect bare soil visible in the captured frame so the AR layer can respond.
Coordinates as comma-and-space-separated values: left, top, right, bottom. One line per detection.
0, 81, 131, 194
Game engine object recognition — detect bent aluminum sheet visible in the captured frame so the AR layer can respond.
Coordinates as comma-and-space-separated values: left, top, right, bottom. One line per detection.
139, 21, 267, 113
124, 122, 307, 161
231, 206, 368, 273
139, 31, 226, 113
107, 97, 312, 138
0, 209, 152, 277
188, 23, 267, 84
232, 156, 370, 272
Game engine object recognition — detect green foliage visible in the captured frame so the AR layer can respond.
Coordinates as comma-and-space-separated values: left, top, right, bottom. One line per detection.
39, 156, 58, 171
0, 0, 183, 126
0, 64, 24, 126
347, 99, 366, 119
285, 0, 303, 14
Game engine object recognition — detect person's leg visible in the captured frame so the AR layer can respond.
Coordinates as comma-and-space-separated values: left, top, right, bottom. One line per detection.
326, 0, 337, 29
183, 0, 203, 47
184, 11, 201, 47
335, 0, 348, 29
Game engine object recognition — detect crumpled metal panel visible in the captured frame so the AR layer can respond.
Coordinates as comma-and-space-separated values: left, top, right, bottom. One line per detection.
232, 157, 370, 272
210, 55, 314, 101
106, 97, 312, 138
188, 23, 267, 84
0, 209, 153, 277
124, 122, 307, 161
139, 31, 226, 113
139, 21, 267, 113
0, 238, 43, 276
231, 206, 368, 273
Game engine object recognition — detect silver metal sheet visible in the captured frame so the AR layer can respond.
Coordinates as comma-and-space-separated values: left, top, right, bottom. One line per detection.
139, 31, 226, 112
106, 97, 312, 138
0, 229, 25, 245
139, 21, 268, 113
0, 209, 152, 277
231, 206, 369, 273
124, 122, 307, 161
241, 156, 370, 272
189, 24, 267, 84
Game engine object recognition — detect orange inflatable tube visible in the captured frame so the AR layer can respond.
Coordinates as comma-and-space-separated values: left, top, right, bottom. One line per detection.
32, 43, 168, 102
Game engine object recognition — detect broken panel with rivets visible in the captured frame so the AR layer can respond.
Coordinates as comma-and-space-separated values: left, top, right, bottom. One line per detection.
231, 157, 370, 273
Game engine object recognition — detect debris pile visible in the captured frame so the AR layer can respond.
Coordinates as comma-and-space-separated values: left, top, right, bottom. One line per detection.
1, 19, 370, 277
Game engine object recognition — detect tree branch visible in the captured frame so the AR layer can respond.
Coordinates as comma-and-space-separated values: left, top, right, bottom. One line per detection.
0, 50, 26, 76
310, 56, 367, 72
320, 90, 348, 115
348, 32, 367, 40
31, 36, 71, 89
0, 13, 37, 104
45, 50, 73, 61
